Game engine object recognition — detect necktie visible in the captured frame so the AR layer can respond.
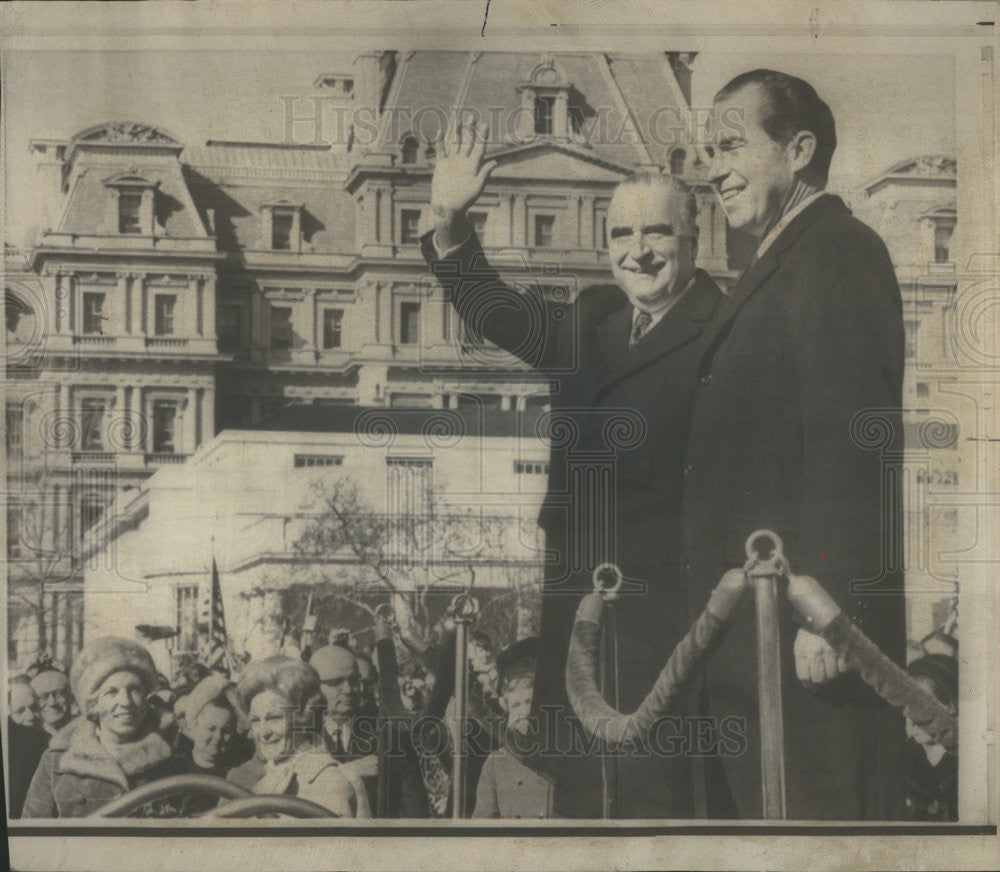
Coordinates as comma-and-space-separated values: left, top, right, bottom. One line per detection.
630, 310, 653, 346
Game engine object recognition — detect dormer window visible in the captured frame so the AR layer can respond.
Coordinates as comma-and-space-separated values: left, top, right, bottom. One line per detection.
534, 96, 556, 135
401, 135, 420, 165
104, 173, 157, 236
272, 212, 294, 250
517, 57, 575, 142
118, 192, 142, 234
261, 201, 303, 252
934, 224, 953, 263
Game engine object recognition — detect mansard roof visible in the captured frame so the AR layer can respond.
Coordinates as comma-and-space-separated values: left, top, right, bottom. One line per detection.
373, 50, 695, 171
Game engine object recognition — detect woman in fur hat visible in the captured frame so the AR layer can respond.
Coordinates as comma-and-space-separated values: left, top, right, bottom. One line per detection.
228, 655, 371, 817
21, 636, 185, 818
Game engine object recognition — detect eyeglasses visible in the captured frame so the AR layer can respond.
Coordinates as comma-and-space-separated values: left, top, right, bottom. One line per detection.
37, 690, 70, 703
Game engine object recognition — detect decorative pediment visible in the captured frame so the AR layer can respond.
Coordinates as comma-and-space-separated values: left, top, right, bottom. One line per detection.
260, 198, 303, 211
919, 201, 957, 221
102, 171, 157, 189
891, 155, 957, 177
865, 154, 956, 196
74, 122, 181, 147
489, 143, 631, 183
518, 56, 573, 93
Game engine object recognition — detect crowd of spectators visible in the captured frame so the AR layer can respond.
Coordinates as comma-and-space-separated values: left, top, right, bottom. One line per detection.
5, 621, 552, 820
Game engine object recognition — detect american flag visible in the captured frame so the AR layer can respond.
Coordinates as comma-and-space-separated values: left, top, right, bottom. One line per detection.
198, 558, 230, 674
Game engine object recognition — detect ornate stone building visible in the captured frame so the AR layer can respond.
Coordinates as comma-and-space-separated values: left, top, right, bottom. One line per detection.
5, 50, 958, 667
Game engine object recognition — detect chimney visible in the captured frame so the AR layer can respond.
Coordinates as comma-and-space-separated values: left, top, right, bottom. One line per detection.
29, 138, 69, 233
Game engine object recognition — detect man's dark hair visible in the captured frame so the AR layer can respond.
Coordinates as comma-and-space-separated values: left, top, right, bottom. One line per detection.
715, 69, 837, 187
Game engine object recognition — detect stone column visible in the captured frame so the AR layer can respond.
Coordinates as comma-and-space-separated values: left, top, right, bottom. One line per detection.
203, 276, 217, 342
116, 273, 129, 335
201, 385, 215, 445
66, 273, 76, 333
182, 395, 196, 456
712, 199, 728, 262
377, 185, 393, 244
137, 274, 148, 336
377, 282, 393, 345
512, 193, 526, 246
579, 195, 594, 249
47, 272, 63, 334
190, 275, 203, 336
113, 386, 126, 452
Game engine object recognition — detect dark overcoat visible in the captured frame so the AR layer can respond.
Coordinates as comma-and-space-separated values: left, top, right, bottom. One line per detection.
681, 194, 907, 819
425, 230, 724, 817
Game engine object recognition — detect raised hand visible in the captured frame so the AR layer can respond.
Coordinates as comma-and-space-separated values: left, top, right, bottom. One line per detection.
430, 115, 498, 250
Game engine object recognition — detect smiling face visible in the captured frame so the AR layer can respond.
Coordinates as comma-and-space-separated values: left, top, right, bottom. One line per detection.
249, 689, 292, 762
189, 701, 236, 768
708, 82, 799, 240
11, 682, 41, 728
607, 182, 697, 312
92, 670, 148, 741
32, 670, 71, 728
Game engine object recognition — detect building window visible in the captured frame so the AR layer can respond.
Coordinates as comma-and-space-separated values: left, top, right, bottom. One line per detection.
270, 305, 293, 350
322, 309, 344, 349
916, 382, 930, 399
82, 293, 105, 335
7, 502, 22, 558
272, 212, 294, 250
6, 401, 24, 459
118, 192, 142, 234
400, 209, 422, 245
175, 585, 199, 651
154, 294, 176, 336
534, 214, 555, 248
469, 211, 488, 239
934, 224, 953, 263
152, 401, 177, 453
217, 304, 242, 353
534, 96, 556, 135
79, 492, 106, 540
598, 214, 608, 249
294, 454, 344, 468
401, 136, 419, 164
670, 148, 687, 176
515, 460, 550, 475
399, 301, 420, 345
80, 399, 107, 451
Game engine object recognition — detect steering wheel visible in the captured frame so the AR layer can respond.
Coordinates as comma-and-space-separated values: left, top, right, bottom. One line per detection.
92, 774, 251, 817
91, 773, 336, 819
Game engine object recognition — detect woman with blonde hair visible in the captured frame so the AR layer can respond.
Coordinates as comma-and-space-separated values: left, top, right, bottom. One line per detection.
22, 636, 183, 817
229, 655, 371, 817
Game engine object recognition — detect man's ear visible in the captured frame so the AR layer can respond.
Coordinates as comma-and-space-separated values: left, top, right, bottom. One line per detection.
788, 130, 817, 175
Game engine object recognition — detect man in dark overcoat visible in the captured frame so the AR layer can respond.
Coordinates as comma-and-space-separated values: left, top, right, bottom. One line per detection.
422, 119, 723, 817
683, 69, 907, 819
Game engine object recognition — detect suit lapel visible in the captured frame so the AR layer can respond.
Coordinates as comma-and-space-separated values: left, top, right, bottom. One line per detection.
593, 269, 721, 399
595, 304, 632, 375
708, 193, 848, 344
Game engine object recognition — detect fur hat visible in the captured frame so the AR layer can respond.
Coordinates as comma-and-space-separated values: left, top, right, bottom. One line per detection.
182, 673, 235, 724
70, 636, 158, 716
